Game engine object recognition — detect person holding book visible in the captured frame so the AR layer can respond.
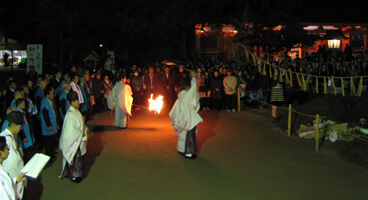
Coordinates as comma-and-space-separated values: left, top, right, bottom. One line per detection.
59, 91, 87, 183
0, 112, 27, 199
0, 136, 27, 200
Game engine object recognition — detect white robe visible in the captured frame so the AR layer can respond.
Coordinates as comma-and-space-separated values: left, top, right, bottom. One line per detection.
169, 78, 203, 152
107, 81, 133, 128
0, 129, 25, 199
59, 107, 87, 175
0, 165, 17, 200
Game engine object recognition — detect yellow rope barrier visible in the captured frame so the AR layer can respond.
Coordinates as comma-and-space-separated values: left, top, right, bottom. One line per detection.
237, 44, 368, 98
236, 41, 368, 68
235, 43, 368, 150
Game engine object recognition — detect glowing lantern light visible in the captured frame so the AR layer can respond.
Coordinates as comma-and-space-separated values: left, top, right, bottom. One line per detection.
327, 39, 340, 49
148, 94, 164, 114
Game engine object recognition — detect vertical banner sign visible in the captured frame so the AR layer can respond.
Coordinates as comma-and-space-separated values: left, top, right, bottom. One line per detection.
27, 44, 43, 74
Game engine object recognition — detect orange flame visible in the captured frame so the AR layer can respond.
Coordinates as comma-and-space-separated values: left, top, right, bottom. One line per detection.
148, 94, 164, 114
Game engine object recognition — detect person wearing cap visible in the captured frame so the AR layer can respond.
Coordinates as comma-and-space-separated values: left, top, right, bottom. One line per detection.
40, 86, 58, 157
59, 91, 87, 183
107, 73, 133, 129
0, 111, 27, 199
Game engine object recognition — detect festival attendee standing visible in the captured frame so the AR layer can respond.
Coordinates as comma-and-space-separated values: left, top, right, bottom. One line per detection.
161, 66, 176, 111
59, 91, 88, 183
3, 52, 9, 67
34, 79, 47, 118
78, 76, 91, 118
223, 69, 237, 112
58, 81, 71, 122
69, 75, 84, 107
143, 67, 158, 102
0, 136, 27, 200
169, 70, 203, 159
40, 87, 58, 157
102, 75, 113, 111
50, 71, 63, 90
91, 72, 105, 113
210, 71, 223, 111
0, 111, 27, 199
107, 74, 133, 129
6, 81, 16, 108
130, 70, 143, 111
15, 98, 35, 162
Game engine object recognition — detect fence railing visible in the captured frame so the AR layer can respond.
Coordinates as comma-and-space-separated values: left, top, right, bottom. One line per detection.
236, 87, 368, 151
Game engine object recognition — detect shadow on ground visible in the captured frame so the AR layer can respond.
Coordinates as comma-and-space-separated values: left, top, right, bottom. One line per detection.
83, 125, 112, 177
182, 157, 253, 199
196, 111, 219, 153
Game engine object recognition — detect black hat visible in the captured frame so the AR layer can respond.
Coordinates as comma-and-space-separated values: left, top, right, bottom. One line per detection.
6, 111, 23, 125
67, 90, 79, 102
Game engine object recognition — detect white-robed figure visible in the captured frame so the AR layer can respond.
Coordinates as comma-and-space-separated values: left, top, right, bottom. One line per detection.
59, 91, 87, 183
107, 74, 133, 129
169, 71, 203, 159
0, 136, 27, 200
0, 112, 27, 199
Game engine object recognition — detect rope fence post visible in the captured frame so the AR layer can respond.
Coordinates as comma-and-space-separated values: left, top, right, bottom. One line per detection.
315, 114, 320, 151
237, 87, 241, 112
288, 104, 292, 137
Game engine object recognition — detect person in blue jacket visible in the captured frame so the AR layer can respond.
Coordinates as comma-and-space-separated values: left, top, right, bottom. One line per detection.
40, 86, 58, 157
15, 98, 35, 161
1, 107, 24, 157
58, 81, 71, 123
34, 79, 47, 119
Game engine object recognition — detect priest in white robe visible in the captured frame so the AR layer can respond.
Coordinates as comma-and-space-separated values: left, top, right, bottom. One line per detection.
0, 136, 27, 200
169, 71, 203, 159
59, 91, 87, 183
107, 74, 133, 129
0, 111, 27, 199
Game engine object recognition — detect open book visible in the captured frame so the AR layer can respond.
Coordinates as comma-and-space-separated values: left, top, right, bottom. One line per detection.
21, 153, 50, 180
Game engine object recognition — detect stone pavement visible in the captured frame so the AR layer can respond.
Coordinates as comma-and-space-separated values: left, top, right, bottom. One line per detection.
25, 108, 368, 200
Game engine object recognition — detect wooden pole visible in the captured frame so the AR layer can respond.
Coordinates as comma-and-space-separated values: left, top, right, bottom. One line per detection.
315, 114, 320, 151
237, 87, 241, 112
288, 104, 292, 137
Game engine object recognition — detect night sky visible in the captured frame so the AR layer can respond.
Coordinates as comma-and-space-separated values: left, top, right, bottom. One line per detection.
299, 0, 368, 23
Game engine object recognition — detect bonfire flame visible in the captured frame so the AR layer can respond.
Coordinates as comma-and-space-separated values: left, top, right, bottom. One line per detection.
148, 94, 164, 114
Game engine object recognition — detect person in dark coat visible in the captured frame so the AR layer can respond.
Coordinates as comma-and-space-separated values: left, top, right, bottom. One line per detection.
143, 67, 160, 105
5, 81, 16, 108
161, 66, 176, 111
210, 71, 223, 110
50, 71, 63, 90
257, 71, 270, 107
91, 72, 105, 113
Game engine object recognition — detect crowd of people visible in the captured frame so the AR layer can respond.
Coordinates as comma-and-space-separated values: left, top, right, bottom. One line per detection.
0, 50, 368, 198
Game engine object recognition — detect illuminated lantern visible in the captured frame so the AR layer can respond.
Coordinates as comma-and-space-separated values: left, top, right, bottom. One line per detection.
324, 29, 348, 49
327, 39, 341, 49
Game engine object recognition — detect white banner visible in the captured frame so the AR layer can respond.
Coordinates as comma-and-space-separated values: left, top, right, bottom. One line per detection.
27, 44, 43, 74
